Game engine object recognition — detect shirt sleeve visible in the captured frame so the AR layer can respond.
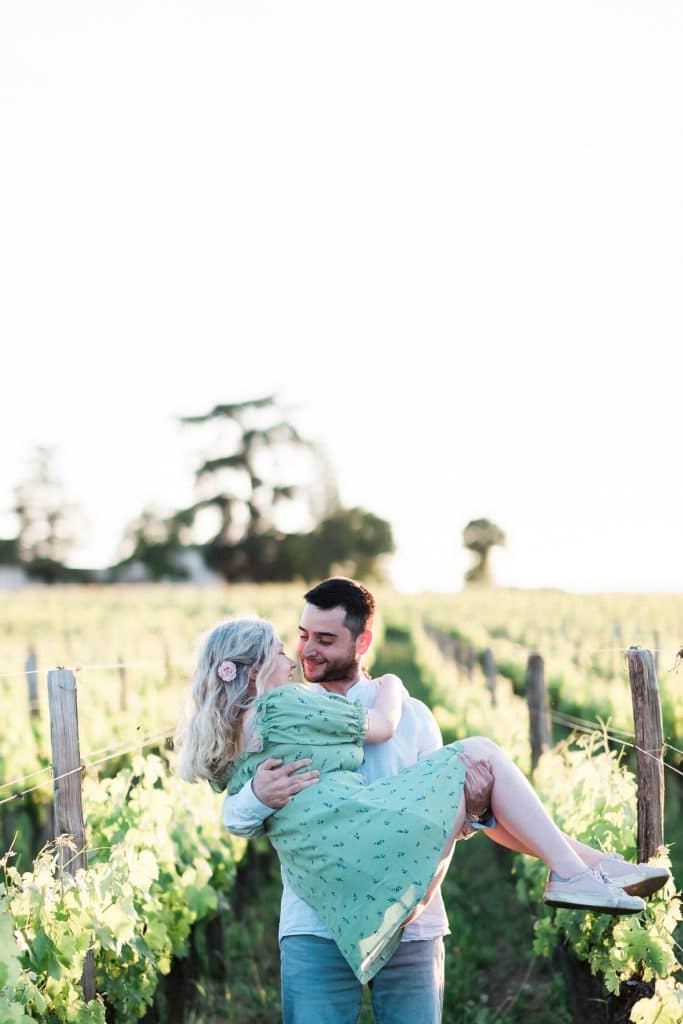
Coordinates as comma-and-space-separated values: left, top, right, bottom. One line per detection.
221, 779, 274, 838
412, 699, 444, 758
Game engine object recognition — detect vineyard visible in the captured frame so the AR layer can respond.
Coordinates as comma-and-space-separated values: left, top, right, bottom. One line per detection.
0, 584, 681, 1023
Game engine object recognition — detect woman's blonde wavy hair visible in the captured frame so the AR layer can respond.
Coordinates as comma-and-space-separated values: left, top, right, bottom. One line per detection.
175, 617, 280, 785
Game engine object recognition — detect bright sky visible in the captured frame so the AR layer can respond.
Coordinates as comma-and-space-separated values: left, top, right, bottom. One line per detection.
1, 2, 681, 593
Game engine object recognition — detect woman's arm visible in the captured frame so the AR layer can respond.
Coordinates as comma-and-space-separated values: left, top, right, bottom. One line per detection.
365, 674, 403, 743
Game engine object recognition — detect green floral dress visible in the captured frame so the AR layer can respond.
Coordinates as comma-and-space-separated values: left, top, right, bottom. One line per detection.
227, 683, 466, 983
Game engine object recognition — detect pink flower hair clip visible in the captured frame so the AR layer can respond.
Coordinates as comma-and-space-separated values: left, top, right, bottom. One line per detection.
217, 659, 238, 683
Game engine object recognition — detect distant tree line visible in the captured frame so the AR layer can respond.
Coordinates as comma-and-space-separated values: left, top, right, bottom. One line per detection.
2, 398, 395, 585
3, 402, 507, 587
1, 447, 88, 583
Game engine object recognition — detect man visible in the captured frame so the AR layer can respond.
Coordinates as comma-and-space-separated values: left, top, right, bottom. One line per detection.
223, 577, 491, 1024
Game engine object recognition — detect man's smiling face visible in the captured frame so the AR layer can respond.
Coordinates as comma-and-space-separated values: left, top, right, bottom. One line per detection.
297, 603, 369, 686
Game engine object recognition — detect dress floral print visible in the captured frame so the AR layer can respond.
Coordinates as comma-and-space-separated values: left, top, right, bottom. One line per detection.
227, 684, 466, 983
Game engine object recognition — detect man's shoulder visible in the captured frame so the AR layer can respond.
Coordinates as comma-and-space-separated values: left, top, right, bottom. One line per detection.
401, 692, 438, 722
396, 692, 443, 753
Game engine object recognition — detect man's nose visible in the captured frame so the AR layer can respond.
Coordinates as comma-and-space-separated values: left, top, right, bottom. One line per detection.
301, 639, 316, 658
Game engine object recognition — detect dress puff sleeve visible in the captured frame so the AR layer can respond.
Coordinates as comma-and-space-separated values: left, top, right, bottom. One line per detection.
254, 684, 367, 745
221, 684, 367, 797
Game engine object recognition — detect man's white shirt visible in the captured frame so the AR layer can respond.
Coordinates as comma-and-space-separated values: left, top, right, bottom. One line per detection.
221, 677, 450, 944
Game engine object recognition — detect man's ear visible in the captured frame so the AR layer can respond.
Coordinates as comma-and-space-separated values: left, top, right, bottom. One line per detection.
356, 629, 373, 656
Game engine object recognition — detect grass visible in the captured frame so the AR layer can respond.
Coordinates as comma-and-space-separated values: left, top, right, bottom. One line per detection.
440, 839, 570, 1024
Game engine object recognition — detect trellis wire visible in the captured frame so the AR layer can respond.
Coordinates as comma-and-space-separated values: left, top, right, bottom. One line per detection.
0, 726, 175, 807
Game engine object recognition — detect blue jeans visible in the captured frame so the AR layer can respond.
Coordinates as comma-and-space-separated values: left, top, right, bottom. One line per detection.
280, 935, 445, 1024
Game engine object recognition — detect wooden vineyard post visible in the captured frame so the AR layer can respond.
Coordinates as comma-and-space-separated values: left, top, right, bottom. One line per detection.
440, 630, 456, 663
527, 654, 552, 771
161, 635, 173, 686
626, 647, 665, 861
26, 646, 40, 717
47, 669, 96, 1002
482, 647, 497, 705
611, 620, 623, 677
118, 656, 128, 712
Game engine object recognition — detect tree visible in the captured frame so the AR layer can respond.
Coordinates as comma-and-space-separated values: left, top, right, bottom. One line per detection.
194, 506, 394, 583
114, 507, 190, 581
462, 518, 505, 585
305, 507, 394, 581
12, 447, 82, 580
0, 537, 19, 566
111, 396, 394, 583
175, 396, 340, 580
159, 396, 396, 583
180, 396, 336, 533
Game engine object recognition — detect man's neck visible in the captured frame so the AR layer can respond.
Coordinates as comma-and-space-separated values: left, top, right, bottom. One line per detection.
316, 678, 360, 696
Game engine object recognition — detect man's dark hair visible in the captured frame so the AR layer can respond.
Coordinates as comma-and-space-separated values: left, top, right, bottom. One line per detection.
303, 577, 375, 639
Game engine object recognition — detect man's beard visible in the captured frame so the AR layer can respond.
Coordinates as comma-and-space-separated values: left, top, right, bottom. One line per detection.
302, 650, 359, 684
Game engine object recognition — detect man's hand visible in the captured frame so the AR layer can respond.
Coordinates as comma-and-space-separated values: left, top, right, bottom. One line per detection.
460, 753, 494, 818
252, 757, 320, 810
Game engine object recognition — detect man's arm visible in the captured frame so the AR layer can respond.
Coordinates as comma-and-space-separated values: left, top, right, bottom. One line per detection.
222, 757, 320, 838
222, 779, 271, 838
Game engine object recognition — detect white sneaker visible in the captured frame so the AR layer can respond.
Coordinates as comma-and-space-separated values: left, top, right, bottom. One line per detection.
543, 867, 645, 915
598, 853, 670, 898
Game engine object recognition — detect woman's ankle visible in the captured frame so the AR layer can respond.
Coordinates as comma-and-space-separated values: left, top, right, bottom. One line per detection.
552, 856, 588, 879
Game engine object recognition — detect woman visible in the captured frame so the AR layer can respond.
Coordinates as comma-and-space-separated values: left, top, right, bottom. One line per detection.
175, 618, 668, 983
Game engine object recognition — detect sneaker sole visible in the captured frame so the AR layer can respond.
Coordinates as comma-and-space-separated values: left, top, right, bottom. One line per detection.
620, 873, 670, 898
543, 895, 643, 914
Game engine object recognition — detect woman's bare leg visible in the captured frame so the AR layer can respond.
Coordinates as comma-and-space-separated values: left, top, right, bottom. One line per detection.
480, 820, 605, 867
457, 737, 591, 878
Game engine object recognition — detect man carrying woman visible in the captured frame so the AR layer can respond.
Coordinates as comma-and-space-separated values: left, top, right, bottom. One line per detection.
176, 577, 667, 1024
221, 577, 459, 1023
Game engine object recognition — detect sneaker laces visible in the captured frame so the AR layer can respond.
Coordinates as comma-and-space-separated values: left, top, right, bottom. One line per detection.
594, 865, 631, 893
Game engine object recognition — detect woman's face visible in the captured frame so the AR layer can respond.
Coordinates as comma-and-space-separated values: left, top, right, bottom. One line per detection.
261, 639, 297, 690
